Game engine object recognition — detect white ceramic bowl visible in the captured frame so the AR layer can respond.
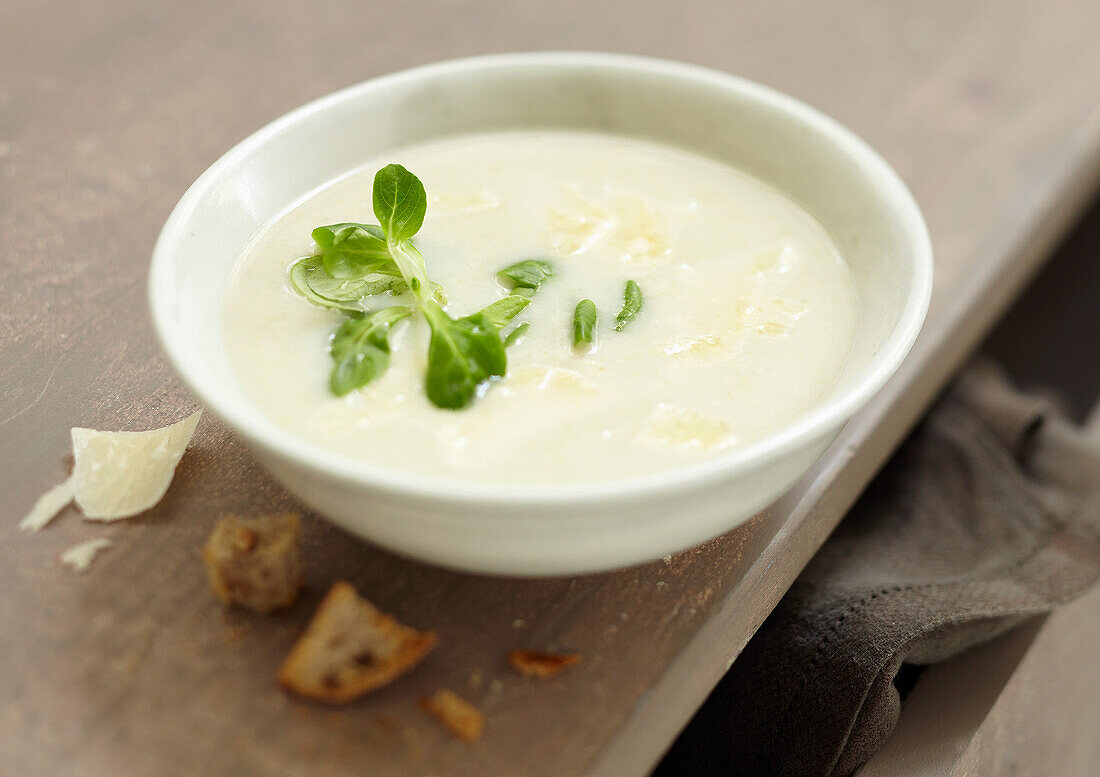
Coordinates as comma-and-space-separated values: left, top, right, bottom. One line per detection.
150, 53, 932, 576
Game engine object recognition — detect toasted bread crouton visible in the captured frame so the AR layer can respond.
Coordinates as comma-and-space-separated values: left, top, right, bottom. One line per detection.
507, 649, 582, 677
420, 688, 483, 741
278, 581, 436, 703
204, 513, 303, 612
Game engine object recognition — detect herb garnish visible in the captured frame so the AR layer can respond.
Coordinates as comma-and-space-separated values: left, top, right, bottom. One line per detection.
372, 165, 432, 299
422, 294, 530, 408
497, 259, 555, 298
614, 280, 643, 331
290, 256, 407, 312
474, 294, 532, 329
502, 321, 530, 348
572, 299, 598, 351
329, 307, 412, 395
289, 164, 535, 409
422, 301, 506, 409
311, 223, 401, 279
288, 165, 655, 404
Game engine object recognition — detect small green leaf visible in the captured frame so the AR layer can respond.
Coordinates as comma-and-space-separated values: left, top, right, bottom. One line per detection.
311, 223, 401, 279
497, 259, 555, 294
614, 280, 643, 331
422, 300, 508, 409
328, 306, 412, 396
572, 299, 598, 350
502, 321, 530, 348
290, 256, 408, 312
470, 295, 531, 329
373, 164, 427, 244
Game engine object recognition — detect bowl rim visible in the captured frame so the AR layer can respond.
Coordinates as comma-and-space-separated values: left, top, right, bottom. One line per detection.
149, 51, 933, 507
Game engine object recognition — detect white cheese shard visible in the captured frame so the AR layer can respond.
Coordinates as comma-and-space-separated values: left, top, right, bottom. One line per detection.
59, 538, 113, 572
18, 475, 75, 532
640, 404, 733, 452
72, 410, 202, 521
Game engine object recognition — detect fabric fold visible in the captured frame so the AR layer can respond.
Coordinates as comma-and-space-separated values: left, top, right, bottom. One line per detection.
656, 361, 1100, 777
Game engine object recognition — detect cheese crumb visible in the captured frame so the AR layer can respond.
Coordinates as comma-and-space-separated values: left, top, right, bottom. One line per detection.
429, 189, 500, 215
19, 475, 75, 532
508, 365, 599, 393
60, 538, 113, 572
548, 185, 697, 266
72, 410, 202, 521
640, 404, 733, 451
661, 334, 722, 356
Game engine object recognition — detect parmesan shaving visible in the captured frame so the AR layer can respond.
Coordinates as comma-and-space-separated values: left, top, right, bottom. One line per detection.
59, 538, 113, 572
72, 410, 202, 521
18, 475, 75, 532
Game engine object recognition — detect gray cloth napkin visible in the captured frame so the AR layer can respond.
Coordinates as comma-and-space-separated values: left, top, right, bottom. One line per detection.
656, 361, 1100, 777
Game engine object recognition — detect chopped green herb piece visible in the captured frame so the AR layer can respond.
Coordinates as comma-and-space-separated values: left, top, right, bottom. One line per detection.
328, 306, 412, 396
614, 280, 643, 331
572, 299, 598, 351
502, 321, 530, 348
497, 259, 555, 294
473, 295, 531, 329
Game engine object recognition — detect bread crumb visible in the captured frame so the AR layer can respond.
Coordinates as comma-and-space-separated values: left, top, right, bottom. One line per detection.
420, 689, 483, 741
19, 475, 75, 532
278, 581, 436, 703
507, 649, 582, 678
204, 513, 303, 612
374, 715, 399, 734
59, 537, 112, 572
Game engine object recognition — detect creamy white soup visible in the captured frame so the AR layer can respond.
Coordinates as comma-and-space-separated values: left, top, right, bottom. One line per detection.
223, 132, 858, 484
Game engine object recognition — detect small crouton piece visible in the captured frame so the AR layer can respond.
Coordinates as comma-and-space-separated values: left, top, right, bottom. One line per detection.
420, 689, 483, 741
507, 649, 582, 677
278, 581, 436, 703
204, 513, 303, 612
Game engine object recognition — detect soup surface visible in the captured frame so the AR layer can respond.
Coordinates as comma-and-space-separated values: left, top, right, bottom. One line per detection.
223, 132, 858, 484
